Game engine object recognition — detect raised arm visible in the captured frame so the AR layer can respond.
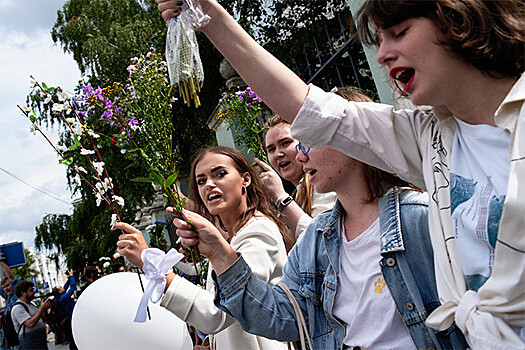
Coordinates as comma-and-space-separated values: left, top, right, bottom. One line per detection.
0, 261, 16, 281
155, 0, 308, 123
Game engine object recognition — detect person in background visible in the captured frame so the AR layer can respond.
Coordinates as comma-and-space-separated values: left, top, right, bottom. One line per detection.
258, 114, 336, 241
0, 256, 20, 350
11, 281, 51, 350
52, 270, 77, 350
77, 266, 97, 298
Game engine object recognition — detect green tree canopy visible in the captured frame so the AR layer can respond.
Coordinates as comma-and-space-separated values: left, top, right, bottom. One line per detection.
12, 249, 39, 281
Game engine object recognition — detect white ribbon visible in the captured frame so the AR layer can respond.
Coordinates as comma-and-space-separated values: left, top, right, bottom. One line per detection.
134, 248, 184, 323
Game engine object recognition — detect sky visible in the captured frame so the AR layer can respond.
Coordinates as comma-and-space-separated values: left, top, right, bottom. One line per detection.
0, 0, 81, 252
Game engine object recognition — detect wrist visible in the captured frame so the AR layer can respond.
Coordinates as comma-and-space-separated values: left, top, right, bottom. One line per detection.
274, 193, 288, 207
208, 241, 237, 275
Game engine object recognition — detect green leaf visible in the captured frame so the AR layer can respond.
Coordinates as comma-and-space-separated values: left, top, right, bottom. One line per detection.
42, 82, 49, 92
131, 177, 156, 184
59, 158, 73, 165
165, 172, 179, 188
29, 115, 37, 123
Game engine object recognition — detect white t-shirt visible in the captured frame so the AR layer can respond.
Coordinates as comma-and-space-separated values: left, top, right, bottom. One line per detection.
332, 216, 415, 350
450, 118, 511, 291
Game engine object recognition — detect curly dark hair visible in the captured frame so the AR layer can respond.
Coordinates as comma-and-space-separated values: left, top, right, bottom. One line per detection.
356, 0, 524, 78
15, 280, 34, 298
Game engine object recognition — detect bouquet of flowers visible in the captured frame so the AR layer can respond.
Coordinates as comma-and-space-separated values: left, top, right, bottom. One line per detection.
218, 87, 269, 162
19, 77, 125, 226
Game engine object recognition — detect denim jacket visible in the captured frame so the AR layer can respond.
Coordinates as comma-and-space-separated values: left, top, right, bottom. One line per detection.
214, 188, 467, 349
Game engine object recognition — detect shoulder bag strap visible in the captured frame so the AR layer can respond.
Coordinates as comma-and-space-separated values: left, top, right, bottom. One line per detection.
12, 301, 29, 337
277, 281, 313, 350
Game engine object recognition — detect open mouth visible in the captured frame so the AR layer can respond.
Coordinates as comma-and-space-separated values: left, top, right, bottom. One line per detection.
279, 161, 291, 169
390, 67, 415, 92
305, 169, 317, 177
208, 193, 222, 202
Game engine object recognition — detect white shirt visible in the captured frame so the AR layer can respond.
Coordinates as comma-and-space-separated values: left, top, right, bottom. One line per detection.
332, 217, 415, 350
450, 117, 511, 292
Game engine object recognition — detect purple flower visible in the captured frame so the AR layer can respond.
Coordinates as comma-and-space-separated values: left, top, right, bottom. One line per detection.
94, 87, 104, 101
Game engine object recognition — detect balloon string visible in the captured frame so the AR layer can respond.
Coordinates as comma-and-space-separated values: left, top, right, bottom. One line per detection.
137, 270, 151, 320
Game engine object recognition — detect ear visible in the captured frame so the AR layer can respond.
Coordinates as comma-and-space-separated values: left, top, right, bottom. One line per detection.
242, 172, 252, 188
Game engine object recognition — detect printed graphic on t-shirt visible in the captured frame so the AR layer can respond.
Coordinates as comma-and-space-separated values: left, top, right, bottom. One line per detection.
373, 278, 385, 294
450, 173, 505, 291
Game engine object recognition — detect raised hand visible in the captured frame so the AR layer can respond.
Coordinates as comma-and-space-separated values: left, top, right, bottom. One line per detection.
113, 222, 150, 268
170, 208, 237, 275
156, 0, 212, 22
254, 158, 287, 203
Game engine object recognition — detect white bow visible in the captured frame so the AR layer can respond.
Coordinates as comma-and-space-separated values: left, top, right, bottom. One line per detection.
134, 248, 184, 323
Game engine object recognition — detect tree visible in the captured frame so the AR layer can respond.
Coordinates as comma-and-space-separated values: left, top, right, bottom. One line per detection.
12, 249, 39, 280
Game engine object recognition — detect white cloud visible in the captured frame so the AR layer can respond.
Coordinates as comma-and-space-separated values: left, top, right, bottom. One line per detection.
0, 17, 80, 250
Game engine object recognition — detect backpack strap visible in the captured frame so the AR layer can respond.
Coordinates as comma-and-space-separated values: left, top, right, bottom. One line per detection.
12, 301, 29, 337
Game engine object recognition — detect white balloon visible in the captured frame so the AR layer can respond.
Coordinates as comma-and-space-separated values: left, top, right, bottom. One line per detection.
72, 272, 192, 350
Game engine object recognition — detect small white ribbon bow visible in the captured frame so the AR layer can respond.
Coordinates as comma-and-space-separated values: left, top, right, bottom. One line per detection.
134, 248, 184, 323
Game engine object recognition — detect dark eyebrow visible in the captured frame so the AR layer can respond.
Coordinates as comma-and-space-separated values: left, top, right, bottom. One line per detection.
196, 165, 226, 178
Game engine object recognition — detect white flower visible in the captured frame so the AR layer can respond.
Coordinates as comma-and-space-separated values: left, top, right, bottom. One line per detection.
52, 103, 64, 113
65, 118, 76, 123
120, 149, 127, 154
56, 145, 67, 153
127, 65, 137, 73
99, 257, 110, 262
29, 124, 37, 135
145, 224, 156, 231
58, 91, 69, 102
103, 261, 110, 269
87, 129, 100, 138
20, 105, 31, 113
76, 166, 87, 174
93, 161, 105, 176
72, 122, 83, 136
110, 214, 118, 228
114, 195, 125, 207
80, 148, 95, 156
131, 57, 139, 63
43, 95, 52, 105
96, 192, 104, 206
113, 252, 121, 259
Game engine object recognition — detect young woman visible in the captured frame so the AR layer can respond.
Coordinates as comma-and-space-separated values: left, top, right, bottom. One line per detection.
156, 1, 524, 347
259, 114, 336, 240
115, 146, 288, 350
173, 137, 467, 349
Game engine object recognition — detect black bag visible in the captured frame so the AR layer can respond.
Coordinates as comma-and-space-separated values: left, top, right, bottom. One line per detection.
45, 299, 68, 339
1, 308, 21, 347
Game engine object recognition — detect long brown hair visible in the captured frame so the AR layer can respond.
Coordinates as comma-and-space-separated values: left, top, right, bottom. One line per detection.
264, 114, 314, 216
189, 146, 293, 250
332, 87, 420, 201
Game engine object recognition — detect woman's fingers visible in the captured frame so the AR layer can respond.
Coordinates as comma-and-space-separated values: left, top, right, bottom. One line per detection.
254, 158, 273, 172
112, 221, 140, 234
156, 0, 182, 22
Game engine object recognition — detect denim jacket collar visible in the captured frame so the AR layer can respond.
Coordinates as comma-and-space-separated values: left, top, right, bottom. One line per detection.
317, 187, 408, 253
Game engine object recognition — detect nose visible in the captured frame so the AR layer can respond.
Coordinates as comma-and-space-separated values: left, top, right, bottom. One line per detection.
295, 150, 308, 163
376, 40, 396, 66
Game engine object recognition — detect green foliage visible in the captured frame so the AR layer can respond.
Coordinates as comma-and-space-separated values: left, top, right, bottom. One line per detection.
12, 249, 39, 280
218, 87, 268, 162
51, 0, 167, 86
